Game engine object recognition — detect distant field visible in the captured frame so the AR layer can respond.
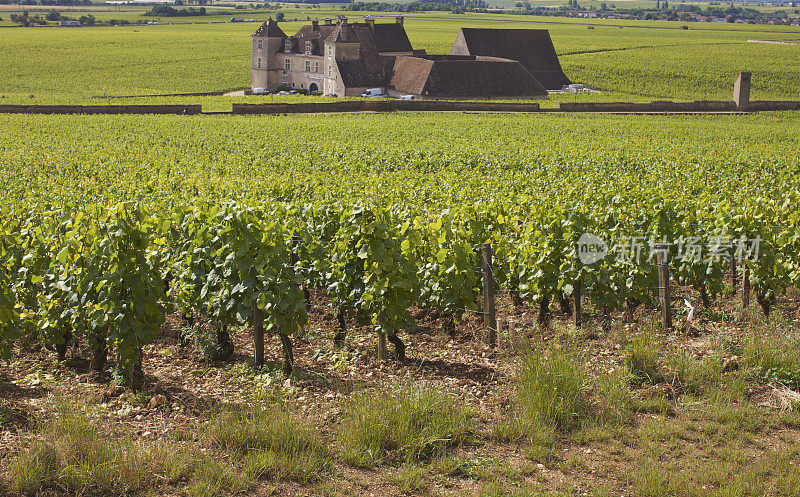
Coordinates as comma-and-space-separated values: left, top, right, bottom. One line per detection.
1, 7, 799, 104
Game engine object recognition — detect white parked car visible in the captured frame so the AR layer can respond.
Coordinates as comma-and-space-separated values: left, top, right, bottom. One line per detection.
252, 87, 268, 95
361, 88, 387, 98
399, 94, 414, 100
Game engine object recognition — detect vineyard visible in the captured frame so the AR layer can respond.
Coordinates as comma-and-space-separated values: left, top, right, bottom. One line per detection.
1, 12, 800, 105
1, 112, 800, 495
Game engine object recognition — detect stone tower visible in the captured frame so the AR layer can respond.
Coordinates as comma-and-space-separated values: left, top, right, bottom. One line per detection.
252, 19, 286, 91
733, 71, 751, 110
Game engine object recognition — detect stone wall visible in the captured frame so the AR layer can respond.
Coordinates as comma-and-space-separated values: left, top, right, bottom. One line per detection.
747, 101, 800, 111
557, 100, 738, 112
0, 105, 202, 115
231, 100, 540, 114
1, 100, 797, 115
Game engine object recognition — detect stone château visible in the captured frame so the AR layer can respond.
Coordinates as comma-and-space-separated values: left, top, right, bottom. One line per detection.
251, 16, 570, 98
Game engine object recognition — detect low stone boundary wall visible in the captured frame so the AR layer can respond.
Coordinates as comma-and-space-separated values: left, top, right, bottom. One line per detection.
1, 100, 797, 116
231, 100, 540, 114
747, 101, 800, 111
558, 100, 738, 112
0, 105, 202, 115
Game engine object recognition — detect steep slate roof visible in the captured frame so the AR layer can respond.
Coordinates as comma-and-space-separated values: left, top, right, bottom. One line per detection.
450, 28, 570, 90
326, 23, 389, 87
336, 59, 389, 88
290, 24, 339, 55
389, 56, 548, 98
252, 19, 286, 38
371, 23, 413, 52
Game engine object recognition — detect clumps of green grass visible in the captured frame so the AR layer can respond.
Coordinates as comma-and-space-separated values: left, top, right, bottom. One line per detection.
515, 343, 590, 431
624, 332, 662, 384
339, 384, 473, 468
496, 342, 589, 465
478, 482, 570, 497
631, 457, 682, 497
187, 455, 253, 497
206, 403, 331, 482
665, 347, 723, 396
593, 367, 634, 425
742, 318, 800, 392
8, 401, 205, 496
388, 463, 428, 493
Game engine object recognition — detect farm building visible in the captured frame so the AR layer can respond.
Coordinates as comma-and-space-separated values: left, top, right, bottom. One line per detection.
251, 17, 569, 98
450, 28, 572, 90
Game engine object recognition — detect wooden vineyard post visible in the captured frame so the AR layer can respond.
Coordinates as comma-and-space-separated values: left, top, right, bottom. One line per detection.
508, 319, 516, 348
253, 302, 264, 367
742, 260, 750, 309
496, 317, 504, 347
656, 241, 672, 330
573, 278, 582, 329
729, 241, 738, 292
481, 243, 497, 347
377, 332, 388, 360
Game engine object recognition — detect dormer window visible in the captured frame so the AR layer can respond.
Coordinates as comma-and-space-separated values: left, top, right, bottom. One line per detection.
284, 39, 291, 52
305, 41, 312, 54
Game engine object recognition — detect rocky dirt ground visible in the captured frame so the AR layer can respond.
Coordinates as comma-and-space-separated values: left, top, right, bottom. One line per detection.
2, 286, 800, 496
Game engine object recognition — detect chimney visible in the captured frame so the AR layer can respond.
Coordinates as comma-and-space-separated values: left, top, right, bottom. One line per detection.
311, 19, 319, 30
396, 15, 404, 25
324, 18, 332, 25
365, 17, 374, 32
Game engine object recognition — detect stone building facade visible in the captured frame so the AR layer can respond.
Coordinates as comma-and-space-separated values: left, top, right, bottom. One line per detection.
251, 17, 569, 98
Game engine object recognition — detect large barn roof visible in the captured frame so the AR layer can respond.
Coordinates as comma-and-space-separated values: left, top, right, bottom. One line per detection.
450, 28, 570, 90
389, 55, 549, 98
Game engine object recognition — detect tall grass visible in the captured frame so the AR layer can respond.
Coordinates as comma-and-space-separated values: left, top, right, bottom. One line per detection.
742, 317, 800, 392
593, 367, 634, 426
339, 384, 473, 468
665, 347, 723, 396
206, 403, 332, 482
624, 332, 662, 385
8, 402, 199, 495
515, 343, 590, 432
496, 341, 590, 465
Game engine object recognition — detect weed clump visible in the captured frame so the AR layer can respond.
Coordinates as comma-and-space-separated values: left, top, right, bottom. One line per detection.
339, 384, 473, 468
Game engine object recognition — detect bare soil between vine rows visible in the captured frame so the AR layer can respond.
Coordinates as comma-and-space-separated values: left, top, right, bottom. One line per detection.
2, 285, 800, 496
